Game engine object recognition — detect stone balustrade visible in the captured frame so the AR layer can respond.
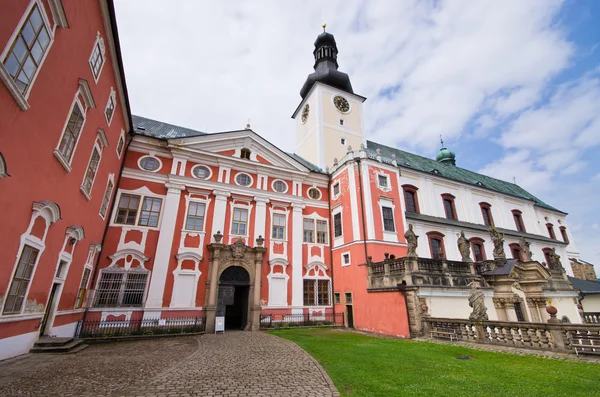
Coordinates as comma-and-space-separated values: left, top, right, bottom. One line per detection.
583, 312, 600, 324
424, 317, 600, 354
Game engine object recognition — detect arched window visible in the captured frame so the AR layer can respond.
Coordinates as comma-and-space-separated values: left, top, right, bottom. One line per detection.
240, 148, 251, 160
559, 226, 569, 244
441, 194, 457, 220
470, 237, 486, 262
479, 202, 494, 226
509, 243, 522, 260
542, 247, 553, 267
402, 184, 420, 213
512, 210, 525, 232
546, 223, 556, 240
426, 231, 446, 260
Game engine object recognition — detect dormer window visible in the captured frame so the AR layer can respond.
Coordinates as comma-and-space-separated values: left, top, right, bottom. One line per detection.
240, 148, 251, 160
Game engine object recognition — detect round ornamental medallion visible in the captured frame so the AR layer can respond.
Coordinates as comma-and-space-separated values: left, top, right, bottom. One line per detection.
301, 104, 310, 123
333, 95, 350, 113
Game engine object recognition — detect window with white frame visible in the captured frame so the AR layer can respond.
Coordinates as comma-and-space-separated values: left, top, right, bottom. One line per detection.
185, 202, 206, 231
81, 146, 101, 197
231, 207, 249, 235
191, 165, 211, 179
3, 245, 39, 314
76, 267, 92, 309
105, 88, 116, 124
377, 174, 389, 189
56, 100, 85, 163
116, 132, 125, 158
303, 218, 328, 244
272, 213, 286, 239
114, 193, 163, 227
303, 279, 331, 306
139, 156, 161, 172
235, 173, 252, 187
307, 187, 321, 200
273, 180, 287, 193
382, 206, 395, 232
94, 268, 149, 308
55, 260, 68, 279
89, 33, 105, 81
333, 212, 342, 238
332, 182, 340, 197
342, 253, 351, 266
2, 3, 51, 97
99, 177, 114, 218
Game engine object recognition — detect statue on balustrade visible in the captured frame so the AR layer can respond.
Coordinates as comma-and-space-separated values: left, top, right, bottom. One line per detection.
519, 237, 532, 261
468, 281, 489, 321
489, 226, 506, 260
405, 224, 419, 258
547, 248, 565, 272
457, 231, 472, 262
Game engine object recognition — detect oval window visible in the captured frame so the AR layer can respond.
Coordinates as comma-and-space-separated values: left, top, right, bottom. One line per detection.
273, 180, 287, 193
236, 173, 252, 187
192, 165, 210, 179
308, 187, 321, 200
140, 156, 160, 171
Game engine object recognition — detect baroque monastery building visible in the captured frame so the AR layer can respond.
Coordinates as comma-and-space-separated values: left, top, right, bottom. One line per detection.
0, 1, 589, 360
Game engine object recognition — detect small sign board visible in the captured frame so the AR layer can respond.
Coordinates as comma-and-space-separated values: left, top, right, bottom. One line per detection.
158, 319, 166, 326
215, 316, 225, 334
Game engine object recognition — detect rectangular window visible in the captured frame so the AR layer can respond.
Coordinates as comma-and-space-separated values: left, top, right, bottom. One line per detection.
513, 213, 525, 232
547, 225, 556, 240
185, 202, 206, 231
404, 190, 417, 213
303, 218, 315, 243
115, 193, 141, 225
333, 182, 340, 197
481, 207, 492, 226
345, 292, 352, 304
3, 245, 39, 314
333, 212, 342, 238
560, 228, 569, 244
99, 179, 114, 218
317, 280, 330, 306
138, 197, 162, 227
231, 208, 248, 235
81, 147, 101, 195
514, 302, 525, 322
76, 268, 91, 308
443, 199, 456, 220
473, 244, 484, 262
272, 213, 286, 240
382, 206, 395, 232
316, 220, 328, 244
57, 102, 85, 163
334, 292, 341, 304
511, 247, 522, 260
378, 175, 388, 188
116, 134, 125, 158
342, 253, 350, 265
105, 94, 115, 123
2, 4, 51, 95
89, 42, 104, 80
430, 238, 444, 260
94, 271, 148, 307
55, 260, 67, 278
303, 279, 315, 306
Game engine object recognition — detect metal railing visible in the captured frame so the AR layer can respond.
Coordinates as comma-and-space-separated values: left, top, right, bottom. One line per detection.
75, 316, 205, 338
259, 312, 344, 329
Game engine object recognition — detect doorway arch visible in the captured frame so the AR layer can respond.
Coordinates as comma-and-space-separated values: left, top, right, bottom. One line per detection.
217, 266, 251, 330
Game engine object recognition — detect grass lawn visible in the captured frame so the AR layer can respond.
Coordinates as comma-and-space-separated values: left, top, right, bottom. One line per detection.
268, 328, 599, 397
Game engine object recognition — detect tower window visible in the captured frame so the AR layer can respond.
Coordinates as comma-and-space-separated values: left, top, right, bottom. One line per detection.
240, 148, 251, 160
340, 138, 346, 145
546, 223, 556, 240
339, 119, 344, 126
560, 226, 569, 244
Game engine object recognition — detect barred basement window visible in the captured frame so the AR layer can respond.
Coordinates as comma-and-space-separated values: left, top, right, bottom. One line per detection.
3, 245, 39, 314
382, 206, 395, 232
2, 4, 51, 95
303, 279, 331, 306
303, 280, 315, 305
185, 202, 206, 231
94, 270, 149, 307
138, 197, 162, 227
333, 212, 342, 238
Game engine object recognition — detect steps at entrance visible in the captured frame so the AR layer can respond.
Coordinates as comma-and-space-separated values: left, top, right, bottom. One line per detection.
30, 337, 88, 354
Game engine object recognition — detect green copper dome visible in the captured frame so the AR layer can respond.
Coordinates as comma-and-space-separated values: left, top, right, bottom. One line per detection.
436, 147, 456, 165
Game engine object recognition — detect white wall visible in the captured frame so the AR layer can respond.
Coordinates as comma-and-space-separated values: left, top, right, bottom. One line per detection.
581, 295, 600, 312
0, 331, 38, 361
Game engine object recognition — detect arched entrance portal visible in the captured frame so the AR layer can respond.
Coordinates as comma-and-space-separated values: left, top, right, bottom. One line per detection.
217, 266, 250, 330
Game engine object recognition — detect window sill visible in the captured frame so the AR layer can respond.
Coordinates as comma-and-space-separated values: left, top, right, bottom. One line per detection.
0, 64, 30, 111
53, 150, 72, 172
80, 185, 92, 200
0, 312, 44, 323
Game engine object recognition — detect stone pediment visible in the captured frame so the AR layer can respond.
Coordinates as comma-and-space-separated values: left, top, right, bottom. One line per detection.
510, 261, 551, 283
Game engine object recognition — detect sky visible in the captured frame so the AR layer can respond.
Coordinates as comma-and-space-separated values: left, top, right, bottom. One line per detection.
114, 0, 600, 270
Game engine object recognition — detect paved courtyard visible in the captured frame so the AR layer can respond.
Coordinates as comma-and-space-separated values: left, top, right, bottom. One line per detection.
0, 332, 338, 397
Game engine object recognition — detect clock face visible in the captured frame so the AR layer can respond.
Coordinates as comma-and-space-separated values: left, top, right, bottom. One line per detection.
333, 95, 350, 113
301, 104, 310, 123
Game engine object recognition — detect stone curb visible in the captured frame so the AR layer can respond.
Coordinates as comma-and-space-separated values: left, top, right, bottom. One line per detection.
83, 332, 204, 344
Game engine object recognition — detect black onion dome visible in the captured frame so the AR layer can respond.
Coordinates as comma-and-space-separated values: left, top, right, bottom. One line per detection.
299, 30, 354, 99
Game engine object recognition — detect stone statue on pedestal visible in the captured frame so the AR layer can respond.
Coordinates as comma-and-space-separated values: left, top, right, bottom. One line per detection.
547, 248, 565, 272
405, 224, 418, 258
468, 281, 489, 321
519, 237, 532, 261
457, 231, 472, 262
489, 226, 506, 260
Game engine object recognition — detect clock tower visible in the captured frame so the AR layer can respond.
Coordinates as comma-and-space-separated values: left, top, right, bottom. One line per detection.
292, 26, 366, 171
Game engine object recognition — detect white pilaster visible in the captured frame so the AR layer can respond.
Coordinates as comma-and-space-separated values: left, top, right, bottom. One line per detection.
145, 183, 185, 309
210, 190, 231, 242
291, 203, 305, 314
361, 162, 375, 240
253, 196, 269, 244
347, 164, 361, 241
